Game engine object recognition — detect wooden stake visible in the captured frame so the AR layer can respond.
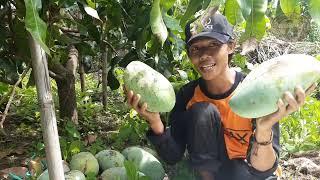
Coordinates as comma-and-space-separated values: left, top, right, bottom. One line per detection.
28, 35, 65, 179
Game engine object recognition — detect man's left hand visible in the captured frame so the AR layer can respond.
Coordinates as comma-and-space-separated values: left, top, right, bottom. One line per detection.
256, 83, 317, 133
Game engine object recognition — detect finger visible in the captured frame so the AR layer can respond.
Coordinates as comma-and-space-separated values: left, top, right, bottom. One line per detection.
132, 94, 141, 109
284, 91, 299, 114
277, 98, 286, 116
266, 99, 286, 125
141, 102, 148, 112
305, 83, 317, 96
127, 90, 134, 105
295, 86, 305, 106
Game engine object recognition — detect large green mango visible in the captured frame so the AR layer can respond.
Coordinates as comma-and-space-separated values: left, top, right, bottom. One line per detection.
65, 170, 86, 180
122, 146, 165, 180
95, 149, 125, 171
69, 152, 99, 176
100, 167, 145, 180
124, 61, 175, 112
229, 54, 320, 118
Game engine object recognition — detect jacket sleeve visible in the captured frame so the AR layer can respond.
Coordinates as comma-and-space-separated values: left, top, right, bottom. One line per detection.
146, 83, 196, 165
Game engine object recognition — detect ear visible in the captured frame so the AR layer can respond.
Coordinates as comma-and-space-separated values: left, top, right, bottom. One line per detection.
227, 41, 236, 54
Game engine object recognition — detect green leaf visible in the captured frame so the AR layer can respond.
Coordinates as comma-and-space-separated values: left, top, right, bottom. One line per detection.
65, 121, 80, 138
163, 14, 183, 32
309, 0, 320, 26
237, 0, 252, 20
124, 160, 138, 180
280, 0, 301, 19
180, 0, 200, 26
24, 0, 50, 55
69, 140, 81, 154
36, 142, 45, 151
87, 23, 101, 43
13, 18, 31, 60
107, 68, 120, 90
232, 54, 247, 69
160, 0, 176, 12
240, 0, 268, 41
0, 58, 20, 85
150, 0, 168, 46
225, 0, 243, 25
0, 82, 9, 94
86, 0, 95, 8
137, 27, 151, 52
83, 4, 101, 20
202, 0, 212, 9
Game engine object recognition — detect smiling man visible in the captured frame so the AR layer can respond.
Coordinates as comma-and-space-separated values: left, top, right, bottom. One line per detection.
126, 13, 315, 180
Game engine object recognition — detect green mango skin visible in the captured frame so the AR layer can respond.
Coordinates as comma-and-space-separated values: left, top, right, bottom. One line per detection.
95, 149, 125, 171
65, 170, 86, 180
229, 54, 320, 118
70, 152, 99, 176
124, 61, 175, 112
100, 167, 145, 180
122, 146, 165, 180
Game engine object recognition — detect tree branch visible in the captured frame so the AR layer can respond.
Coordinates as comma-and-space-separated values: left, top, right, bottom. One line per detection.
117, 2, 134, 23
59, 27, 79, 33
48, 63, 68, 81
103, 40, 119, 56
0, 67, 31, 134
49, 70, 64, 80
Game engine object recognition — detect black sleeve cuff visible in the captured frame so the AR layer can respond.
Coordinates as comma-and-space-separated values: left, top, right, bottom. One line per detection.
146, 127, 186, 165
246, 151, 279, 178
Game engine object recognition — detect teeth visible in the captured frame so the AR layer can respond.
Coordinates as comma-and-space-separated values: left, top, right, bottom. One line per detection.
201, 64, 215, 70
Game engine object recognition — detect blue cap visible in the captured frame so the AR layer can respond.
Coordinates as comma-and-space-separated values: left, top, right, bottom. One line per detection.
185, 13, 234, 46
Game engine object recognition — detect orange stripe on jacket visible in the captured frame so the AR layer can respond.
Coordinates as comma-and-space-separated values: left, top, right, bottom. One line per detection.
186, 85, 253, 159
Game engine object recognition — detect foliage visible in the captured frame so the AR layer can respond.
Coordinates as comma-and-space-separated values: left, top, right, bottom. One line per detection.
280, 97, 320, 157
111, 109, 150, 150
1, 0, 320, 179
124, 160, 151, 180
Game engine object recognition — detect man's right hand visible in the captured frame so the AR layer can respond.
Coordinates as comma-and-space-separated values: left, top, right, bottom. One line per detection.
126, 89, 164, 135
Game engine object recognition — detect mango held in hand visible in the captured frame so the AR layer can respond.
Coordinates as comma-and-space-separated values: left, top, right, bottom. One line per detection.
229, 54, 320, 118
124, 61, 176, 112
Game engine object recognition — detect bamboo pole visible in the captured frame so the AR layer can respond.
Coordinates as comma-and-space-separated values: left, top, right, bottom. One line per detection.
28, 35, 65, 179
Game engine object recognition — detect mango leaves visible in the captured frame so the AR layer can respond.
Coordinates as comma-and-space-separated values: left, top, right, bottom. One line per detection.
180, 0, 222, 27
225, 0, 243, 25
309, 0, 320, 26
24, 0, 50, 55
150, 0, 168, 46
83, 5, 101, 20
280, 0, 301, 20
238, 0, 268, 42
160, 0, 176, 12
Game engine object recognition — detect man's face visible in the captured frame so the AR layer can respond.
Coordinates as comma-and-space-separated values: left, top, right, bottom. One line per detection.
188, 38, 233, 81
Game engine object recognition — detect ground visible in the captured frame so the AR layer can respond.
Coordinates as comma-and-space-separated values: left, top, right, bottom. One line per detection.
0, 93, 320, 179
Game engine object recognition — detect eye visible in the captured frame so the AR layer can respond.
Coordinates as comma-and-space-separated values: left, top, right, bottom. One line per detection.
190, 46, 199, 54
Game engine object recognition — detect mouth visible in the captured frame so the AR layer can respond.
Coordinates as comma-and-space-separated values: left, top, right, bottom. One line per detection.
200, 63, 216, 71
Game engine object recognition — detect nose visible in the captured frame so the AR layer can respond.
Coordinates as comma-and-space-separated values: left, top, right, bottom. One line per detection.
199, 52, 210, 62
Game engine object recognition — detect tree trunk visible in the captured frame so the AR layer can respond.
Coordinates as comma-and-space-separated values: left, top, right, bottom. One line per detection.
56, 74, 78, 123
28, 35, 65, 179
50, 46, 78, 124
102, 45, 108, 110
79, 58, 85, 92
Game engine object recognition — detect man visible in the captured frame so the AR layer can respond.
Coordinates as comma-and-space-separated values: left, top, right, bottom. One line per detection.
126, 13, 316, 180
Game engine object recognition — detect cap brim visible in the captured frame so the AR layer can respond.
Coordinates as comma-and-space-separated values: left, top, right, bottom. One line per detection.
187, 31, 230, 46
